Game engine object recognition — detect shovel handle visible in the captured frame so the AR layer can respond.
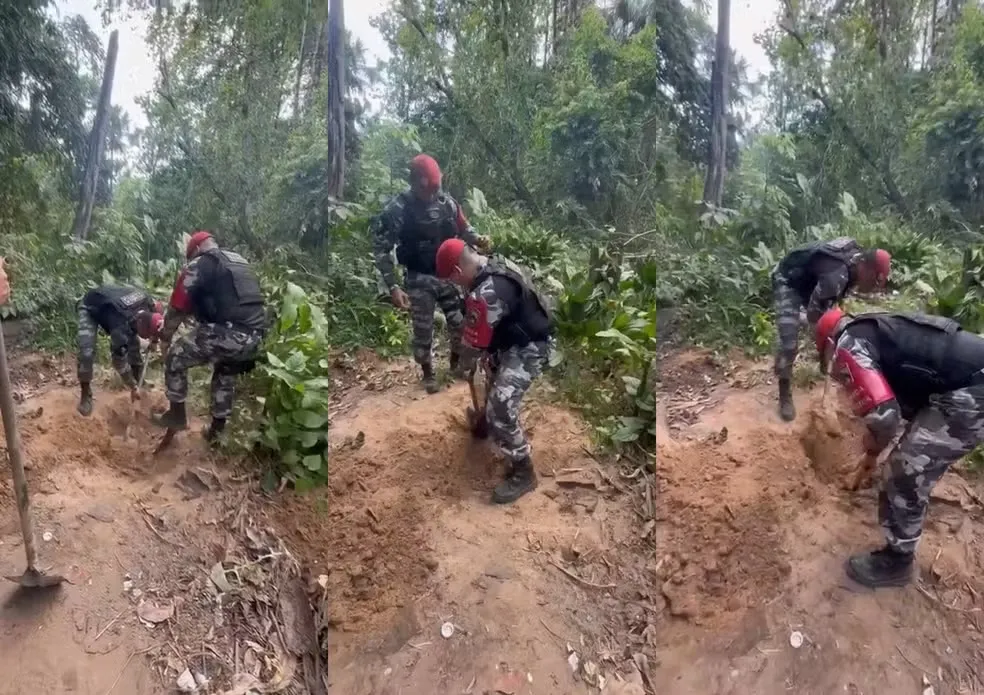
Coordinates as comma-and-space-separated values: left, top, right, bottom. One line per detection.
0, 320, 38, 570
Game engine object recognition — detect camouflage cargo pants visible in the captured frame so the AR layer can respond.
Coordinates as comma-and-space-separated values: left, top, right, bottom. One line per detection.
773, 272, 803, 380
164, 323, 263, 420
484, 339, 552, 463
406, 271, 465, 367
77, 305, 142, 384
880, 379, 984, 554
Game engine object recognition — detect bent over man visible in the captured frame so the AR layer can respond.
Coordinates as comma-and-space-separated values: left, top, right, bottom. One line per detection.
435, 238, 554, 504
153, 231, 266, 442
371, 154, 491, 394
76, 284, 163, 416
816, 308, 984, 588
773, 237, 891, 422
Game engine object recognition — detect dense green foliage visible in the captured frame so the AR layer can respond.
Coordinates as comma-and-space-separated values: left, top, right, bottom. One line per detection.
6, 0, 984, 477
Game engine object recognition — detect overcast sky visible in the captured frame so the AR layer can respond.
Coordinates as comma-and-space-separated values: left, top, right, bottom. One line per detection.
56, 0, 777, 131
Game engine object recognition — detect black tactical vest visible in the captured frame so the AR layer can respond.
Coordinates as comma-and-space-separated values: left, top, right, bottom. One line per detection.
194, 249, 266, 331
778, 237, 861, 296
394, 192, 459, 276
843, 312, 984, 412
83, 285, 153, 329
473, 257, 554, 352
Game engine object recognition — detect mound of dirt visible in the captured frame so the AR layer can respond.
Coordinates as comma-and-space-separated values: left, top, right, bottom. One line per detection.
268, 385, 603, 657
799, 394, 867, 489
655, 432, 796, 628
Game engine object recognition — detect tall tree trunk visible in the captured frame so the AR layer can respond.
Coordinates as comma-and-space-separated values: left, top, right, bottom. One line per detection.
293, 0, 311, 119
72, 29, 118, 241
326, 0, 345, 200
552, 0, 558, 53
702, 0, 730, 206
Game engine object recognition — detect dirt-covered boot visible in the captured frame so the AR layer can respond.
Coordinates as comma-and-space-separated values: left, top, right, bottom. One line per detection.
152, 401, 188, 430
778, 378, 796, 422
421, 362, 440, 394
203, 417, 226, 445
492, 457, 538, 504
846, 545, 915, 588
78, 382, 93, 417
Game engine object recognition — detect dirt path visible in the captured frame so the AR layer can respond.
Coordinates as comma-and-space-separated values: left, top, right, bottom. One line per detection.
1, 348, 983, 694
316, 349, 984, 694
653, 350, 984, 694
0, 356, 326, 695
295, 356, 640, 694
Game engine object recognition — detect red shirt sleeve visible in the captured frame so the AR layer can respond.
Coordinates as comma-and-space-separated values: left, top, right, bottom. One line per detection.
169, 267, 193, 313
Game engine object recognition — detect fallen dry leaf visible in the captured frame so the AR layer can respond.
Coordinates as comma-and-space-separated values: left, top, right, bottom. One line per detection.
137, 600, 174, 624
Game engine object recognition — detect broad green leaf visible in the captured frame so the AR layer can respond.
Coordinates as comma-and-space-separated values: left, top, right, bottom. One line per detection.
303, 454, 324, 472
293, 410, 329, 429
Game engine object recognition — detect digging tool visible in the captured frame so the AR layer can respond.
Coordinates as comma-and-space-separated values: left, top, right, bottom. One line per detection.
0, 320, 66, 588
123, 350, 150, 442
466, 358, 492, 439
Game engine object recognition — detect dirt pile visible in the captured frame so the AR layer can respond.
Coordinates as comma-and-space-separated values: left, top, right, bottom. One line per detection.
799, 392, 868, 489
269, 387, 494, 639
654, 430, 798, 629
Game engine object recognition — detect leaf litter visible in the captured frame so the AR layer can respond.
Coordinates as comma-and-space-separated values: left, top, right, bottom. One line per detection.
141, 488, 327, 695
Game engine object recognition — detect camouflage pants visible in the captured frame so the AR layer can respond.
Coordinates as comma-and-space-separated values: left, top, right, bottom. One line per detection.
484, 340, 552, 463
880, 380, 984, 554
406, 271, 465, 367
773, 272, 803, 380
77, 305, 141, 384
164, 323, 263, 420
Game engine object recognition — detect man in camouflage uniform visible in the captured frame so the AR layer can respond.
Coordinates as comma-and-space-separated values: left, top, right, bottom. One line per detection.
371, 154, 492, 394
435, 238, 554, 504
815, 307, 984, 587
152, 231, 266, 442
75, 284, 164, 416
772, 237, 891, 422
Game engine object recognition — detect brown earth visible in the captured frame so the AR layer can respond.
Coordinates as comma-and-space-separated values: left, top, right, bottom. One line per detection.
1, 346, 983, 695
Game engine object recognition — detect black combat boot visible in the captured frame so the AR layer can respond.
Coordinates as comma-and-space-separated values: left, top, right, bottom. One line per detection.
421, 362, 440, 394
152, 401, 188, 430
204, 417, 226, 445
846, 545, 915, 588
78, 382, 93, 417
492, 457, 538, 504
778, 378, 796, 422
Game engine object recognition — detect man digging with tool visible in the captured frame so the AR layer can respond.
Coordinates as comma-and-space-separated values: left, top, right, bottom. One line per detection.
371, 154, 492, 394
815, 307, 984, 588
76, 284, 164, 416
435, 238, 554, 504
772, 237, 892, 422
152, 231, 266, 444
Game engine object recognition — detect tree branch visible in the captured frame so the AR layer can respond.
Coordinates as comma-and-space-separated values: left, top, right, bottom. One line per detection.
779, 22, 911, 219
401, 9, 541, 215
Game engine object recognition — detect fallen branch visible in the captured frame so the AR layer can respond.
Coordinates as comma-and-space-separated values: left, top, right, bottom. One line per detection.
141, 514, 184, 549
548, 559, 616, 590
538, 617, 571, 643
896, 645, 931, 675
104, 644, 159, 695
92, 608, 126, 645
